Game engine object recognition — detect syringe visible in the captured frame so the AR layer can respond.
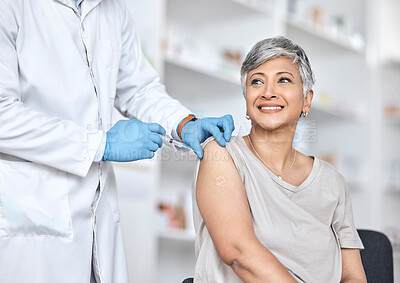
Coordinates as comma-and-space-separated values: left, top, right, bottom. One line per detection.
155, 133, 192, 151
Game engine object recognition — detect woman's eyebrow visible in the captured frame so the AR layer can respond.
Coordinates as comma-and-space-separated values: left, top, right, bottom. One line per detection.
249, 72, 264, 79
277, 71, 294, 78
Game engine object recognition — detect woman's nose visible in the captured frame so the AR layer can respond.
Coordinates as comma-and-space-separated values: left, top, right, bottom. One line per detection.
261, 83, 278, 99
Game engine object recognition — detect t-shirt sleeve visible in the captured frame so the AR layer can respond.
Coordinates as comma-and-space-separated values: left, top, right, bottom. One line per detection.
332, 177, 364, 249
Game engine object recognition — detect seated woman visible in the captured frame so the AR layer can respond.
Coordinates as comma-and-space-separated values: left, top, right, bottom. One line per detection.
192, 36, 366, 283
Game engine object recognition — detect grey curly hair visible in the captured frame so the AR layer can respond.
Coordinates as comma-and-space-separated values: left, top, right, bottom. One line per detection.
240, 36, 315, 97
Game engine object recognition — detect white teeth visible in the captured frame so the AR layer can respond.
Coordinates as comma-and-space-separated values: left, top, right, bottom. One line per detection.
260, 106, 282, 110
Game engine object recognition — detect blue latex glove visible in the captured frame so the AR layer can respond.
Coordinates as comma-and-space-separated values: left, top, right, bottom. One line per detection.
102, 119, 166, 162
181, 114, 235, 159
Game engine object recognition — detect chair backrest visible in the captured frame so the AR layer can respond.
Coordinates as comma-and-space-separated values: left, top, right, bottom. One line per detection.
357, 229, 394, 283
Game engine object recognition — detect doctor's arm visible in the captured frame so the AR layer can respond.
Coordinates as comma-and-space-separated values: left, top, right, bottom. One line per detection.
113, 1, 191, 141
112, 2, 234, 158
0, 3, 101, 177
196, 140, 297, 283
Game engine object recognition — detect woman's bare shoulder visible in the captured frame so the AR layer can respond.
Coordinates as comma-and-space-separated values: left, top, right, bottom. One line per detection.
197, 138, 242, 188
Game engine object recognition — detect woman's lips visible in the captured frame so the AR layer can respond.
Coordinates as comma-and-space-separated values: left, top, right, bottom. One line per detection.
258, 105, 284, 113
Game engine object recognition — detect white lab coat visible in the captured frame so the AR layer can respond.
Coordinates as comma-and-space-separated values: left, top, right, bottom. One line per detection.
0, 0, 191, 282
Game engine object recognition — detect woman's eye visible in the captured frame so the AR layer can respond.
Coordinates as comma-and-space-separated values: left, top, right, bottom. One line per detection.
251, 79, 263, 85
278, 77, 292, 83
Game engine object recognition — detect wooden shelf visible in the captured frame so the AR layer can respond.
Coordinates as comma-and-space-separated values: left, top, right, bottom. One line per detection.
285, 14, 365, 55
167, 0, 272, 24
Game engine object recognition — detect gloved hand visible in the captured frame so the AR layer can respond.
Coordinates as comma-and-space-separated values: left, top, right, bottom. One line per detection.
181, 114, 235, 159
102, 119, 166, 162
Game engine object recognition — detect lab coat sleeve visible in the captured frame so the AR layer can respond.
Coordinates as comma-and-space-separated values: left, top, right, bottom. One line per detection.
0, 2, 103, 177
113, 0, 192, 140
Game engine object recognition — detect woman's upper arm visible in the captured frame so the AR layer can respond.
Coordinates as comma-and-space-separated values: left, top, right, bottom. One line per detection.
196, 140, 256, 263
341, 248, 367, 282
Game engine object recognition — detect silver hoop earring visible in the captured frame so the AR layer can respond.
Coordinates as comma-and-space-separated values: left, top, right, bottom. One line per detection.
302, 112, 308, 118
245, 114, 251, 120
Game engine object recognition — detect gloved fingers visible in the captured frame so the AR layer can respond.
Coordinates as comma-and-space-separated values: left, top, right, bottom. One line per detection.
216, 115, 235, 142
149, 133, 163, 148
142, 150, 155, 160
147, 123, 166, 136
228, 114, 235, 135
205, 123, 226, 147
147, 141, 160, 152
190, 141, 204, 159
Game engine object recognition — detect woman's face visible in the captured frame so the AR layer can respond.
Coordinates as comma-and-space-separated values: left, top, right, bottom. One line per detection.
245, 57, 313, 131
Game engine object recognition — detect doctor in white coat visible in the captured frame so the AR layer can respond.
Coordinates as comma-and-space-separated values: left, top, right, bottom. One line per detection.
0, 0, 234, 282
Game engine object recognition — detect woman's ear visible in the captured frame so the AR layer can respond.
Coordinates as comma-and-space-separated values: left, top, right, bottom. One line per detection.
303, 90, 314, 113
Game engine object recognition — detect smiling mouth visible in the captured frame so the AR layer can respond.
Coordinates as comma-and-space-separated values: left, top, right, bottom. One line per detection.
258, 106, 284, 110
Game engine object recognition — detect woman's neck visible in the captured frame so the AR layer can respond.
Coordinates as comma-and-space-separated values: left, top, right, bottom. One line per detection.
248, 124, 297, 171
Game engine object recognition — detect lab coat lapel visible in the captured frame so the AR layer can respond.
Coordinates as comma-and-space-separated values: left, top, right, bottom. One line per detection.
52, 0, 103, 20
81, 0, 103, 20
52, 0, 79, 12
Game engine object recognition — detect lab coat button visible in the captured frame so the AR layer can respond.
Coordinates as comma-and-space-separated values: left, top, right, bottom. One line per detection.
84, 152, 90, 161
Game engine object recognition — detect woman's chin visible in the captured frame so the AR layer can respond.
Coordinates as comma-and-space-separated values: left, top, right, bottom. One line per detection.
255, 120, 285, 131
254, 119, 298, 132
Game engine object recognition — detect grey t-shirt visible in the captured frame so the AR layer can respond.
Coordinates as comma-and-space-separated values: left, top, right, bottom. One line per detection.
192, 136, 364, 283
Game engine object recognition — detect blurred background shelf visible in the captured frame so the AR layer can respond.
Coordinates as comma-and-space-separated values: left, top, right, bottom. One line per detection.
157, 228, 196, 242
347, 181, 367, 192
167, 0, 273, 24
163, 53, 241, 87
386, 185, 400, 194
285, 14, 365, 55
386, 116, 400, 126
309, 102, 366, 123
384, 57, 400, 68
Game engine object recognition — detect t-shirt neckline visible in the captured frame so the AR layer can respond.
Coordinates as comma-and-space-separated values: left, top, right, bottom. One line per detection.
239, 136, 320, 193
